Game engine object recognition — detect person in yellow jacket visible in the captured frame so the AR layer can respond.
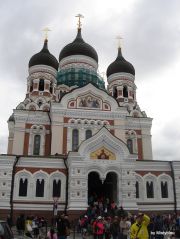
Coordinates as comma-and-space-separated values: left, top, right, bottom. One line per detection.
130, 213, 150, 239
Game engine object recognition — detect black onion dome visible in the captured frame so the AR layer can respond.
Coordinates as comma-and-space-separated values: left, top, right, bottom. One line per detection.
59, 28, 98, 62
106, 48, 135, 77
29, 39, 58, 70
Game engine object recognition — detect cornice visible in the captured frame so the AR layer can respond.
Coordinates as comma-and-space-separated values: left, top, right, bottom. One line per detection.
29, 65, 57, 78
16, 157, 65, 169
51, 108, 127, 120
135, 160, 170, 171
13, 110, 50, 124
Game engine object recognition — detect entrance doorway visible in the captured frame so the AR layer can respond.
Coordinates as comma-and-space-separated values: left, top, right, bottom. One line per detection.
88, 172, 117, 204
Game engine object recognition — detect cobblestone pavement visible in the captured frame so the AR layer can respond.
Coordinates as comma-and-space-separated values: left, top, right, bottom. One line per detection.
12, 227, 84, 239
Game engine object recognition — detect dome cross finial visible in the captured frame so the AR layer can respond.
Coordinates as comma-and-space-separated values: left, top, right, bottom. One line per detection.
75, 14, 84, 29
42, 27, 51, 40
116, 35, 123, 49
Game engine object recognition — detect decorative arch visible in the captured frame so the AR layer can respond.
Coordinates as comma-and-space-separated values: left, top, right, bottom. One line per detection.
143, 173, 157, 200
32, 170, 49, 199
26, 102, 38, 110
135, 174, 144, 200
17, 103, 26, 110
49, 171, 66, 201
78, 127, 130, 162
14, 170, 33, 199
157, 174, 173, 200
60, 83, 119, 111
28, 125, 46, 156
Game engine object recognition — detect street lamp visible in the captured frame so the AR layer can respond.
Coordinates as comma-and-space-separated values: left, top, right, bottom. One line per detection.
53, 197, 59, 226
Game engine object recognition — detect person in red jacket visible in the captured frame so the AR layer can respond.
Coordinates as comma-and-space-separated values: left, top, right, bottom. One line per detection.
96, 216, 105, 239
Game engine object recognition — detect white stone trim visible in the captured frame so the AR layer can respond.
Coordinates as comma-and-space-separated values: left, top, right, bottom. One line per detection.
107, 72, 135, 83
59, 55, 98, 70
29, 65, 57, 78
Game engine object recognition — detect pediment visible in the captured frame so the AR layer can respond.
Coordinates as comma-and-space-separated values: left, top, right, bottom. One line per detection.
78, 127, 130, 161
60, 83, 119, 111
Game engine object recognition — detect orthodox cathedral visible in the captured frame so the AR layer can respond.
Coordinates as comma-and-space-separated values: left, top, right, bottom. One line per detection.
0, 18, 180, 221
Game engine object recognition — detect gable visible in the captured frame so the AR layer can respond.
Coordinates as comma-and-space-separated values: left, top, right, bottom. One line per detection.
60, 83, 119, 111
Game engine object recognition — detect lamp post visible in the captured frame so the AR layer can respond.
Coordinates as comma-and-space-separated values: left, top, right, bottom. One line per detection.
53, 197, 59, 226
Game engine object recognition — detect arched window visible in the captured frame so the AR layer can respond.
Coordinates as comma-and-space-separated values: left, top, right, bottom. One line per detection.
86, 130, 92, 140
39, 79, 44, 91
123, 86, 128, 98
136, 181, 139, 198
127, 139, 133, 153
36, 179, 44, 197
161, 181, 168, 198
53, 179, 61, 197
113, 86, 117, 98
146, 181, 154, 198
30, 81, 33, 92
72, 129, 79, 151
33, 135, 41, 155
19, 178, 28, 197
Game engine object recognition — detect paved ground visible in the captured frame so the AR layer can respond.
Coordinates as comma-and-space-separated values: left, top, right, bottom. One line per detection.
12, 227, 84, 239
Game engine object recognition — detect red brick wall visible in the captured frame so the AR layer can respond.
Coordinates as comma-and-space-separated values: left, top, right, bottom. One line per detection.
23, 133, 29, 155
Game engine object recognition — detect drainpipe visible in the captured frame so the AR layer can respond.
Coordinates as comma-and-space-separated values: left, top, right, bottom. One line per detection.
10, 155, 20, 224
169, 161, 177, 217
47, 109, 52, 155
63, 156, 68, 214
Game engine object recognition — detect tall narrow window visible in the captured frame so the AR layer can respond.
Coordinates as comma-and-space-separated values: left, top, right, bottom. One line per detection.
127, 139, 133, 153
50, 83, 53, 94
33, 135, 41, 155
36, 179, 44, 197
72, 129, 79, 151
30, 81, 33, 92
146, 181, 154, 198
136, 181, 139, 198
19, 178, 28, 197
113, 87, 117, 98
53, 180, 61, 197
39, 79, 44, 91
161, 181, 168, 198
86, 130, 92, 140
123, 86, 128, 97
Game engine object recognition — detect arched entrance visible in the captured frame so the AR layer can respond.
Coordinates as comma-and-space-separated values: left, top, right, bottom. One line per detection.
88, 172, 118, 204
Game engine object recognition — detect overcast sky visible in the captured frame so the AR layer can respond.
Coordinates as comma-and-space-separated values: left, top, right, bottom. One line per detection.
0, 0, 180, 161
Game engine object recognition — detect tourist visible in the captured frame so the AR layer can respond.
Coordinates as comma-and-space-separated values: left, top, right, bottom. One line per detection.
47, 228, 58, 239
130, 213, 150, 239
57, 214, 68, 239
110, 216, 119, 239
25, 216, 33, 238
119, 216, 131, 239
95, 216, 105, 239
104, 217, 111, 239
16, 214, 25, 236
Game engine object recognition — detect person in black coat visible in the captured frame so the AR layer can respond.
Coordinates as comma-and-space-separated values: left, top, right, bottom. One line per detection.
57, 214, 67, 239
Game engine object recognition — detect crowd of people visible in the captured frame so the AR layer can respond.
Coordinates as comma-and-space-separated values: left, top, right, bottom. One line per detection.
76, 204, 178, 239
9, 195, 180, 239
15, 214, 47, 238
14, 213, 70, 239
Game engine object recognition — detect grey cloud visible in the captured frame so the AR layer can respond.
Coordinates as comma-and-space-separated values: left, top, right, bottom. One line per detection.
124, 0, 180, 79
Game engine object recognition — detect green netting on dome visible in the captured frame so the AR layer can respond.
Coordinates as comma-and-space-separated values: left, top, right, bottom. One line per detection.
57, 68, 105, 90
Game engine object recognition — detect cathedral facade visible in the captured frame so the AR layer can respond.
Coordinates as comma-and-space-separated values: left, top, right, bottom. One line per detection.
0, 23, 180, 220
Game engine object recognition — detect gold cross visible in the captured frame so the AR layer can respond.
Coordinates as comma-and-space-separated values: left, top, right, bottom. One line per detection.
42, 27, 51, 40
116, 35, 123, 48
75, 14, 84, 29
